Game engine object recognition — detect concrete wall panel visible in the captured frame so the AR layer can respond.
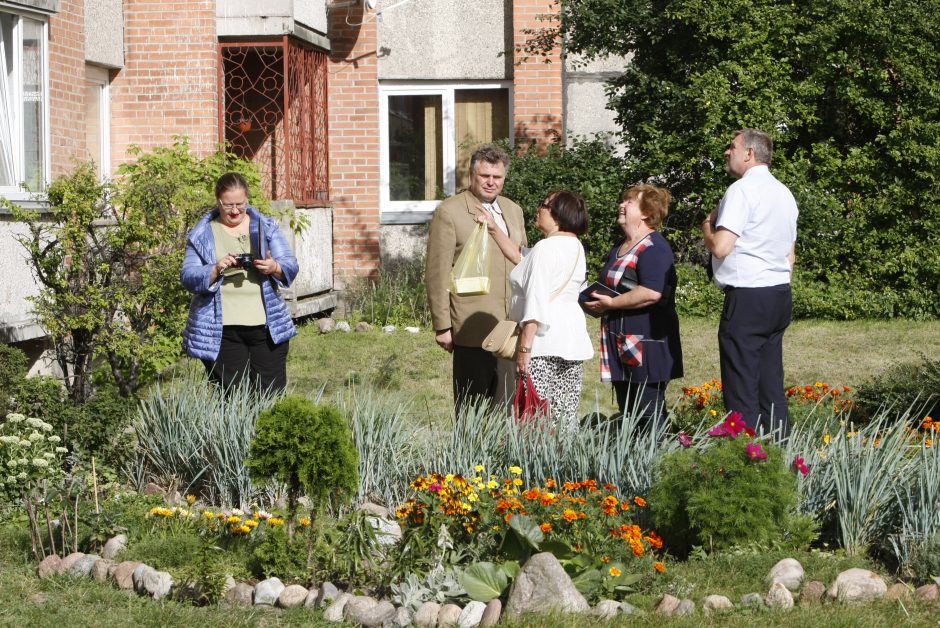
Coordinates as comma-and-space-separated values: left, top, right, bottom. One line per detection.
377, 0, 510, 80
84, 0, 123, 68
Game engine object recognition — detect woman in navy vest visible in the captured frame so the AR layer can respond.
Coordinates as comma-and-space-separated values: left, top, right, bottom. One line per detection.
582, 184, 683, 425
181, 172, 298, 392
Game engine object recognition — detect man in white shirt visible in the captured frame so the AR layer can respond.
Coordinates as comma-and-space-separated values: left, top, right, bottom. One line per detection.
703, 129, 798, 439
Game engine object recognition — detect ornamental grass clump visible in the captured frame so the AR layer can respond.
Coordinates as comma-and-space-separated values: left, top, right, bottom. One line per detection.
650, 413, 807, 556
247, 396, 358, 540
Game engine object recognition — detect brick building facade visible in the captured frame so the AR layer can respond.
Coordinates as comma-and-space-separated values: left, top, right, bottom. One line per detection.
1, 0, 611, 339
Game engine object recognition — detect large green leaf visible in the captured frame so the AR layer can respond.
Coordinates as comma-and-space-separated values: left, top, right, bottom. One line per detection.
500, 560, 521, 579
571, 568, 602, 597
460, 562, 509, 602
508, 514, 544, 550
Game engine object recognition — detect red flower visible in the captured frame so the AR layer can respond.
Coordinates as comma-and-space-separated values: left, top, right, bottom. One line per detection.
746, 442, 768, 461
793, 456, 810, 476
678, 432, 693, 448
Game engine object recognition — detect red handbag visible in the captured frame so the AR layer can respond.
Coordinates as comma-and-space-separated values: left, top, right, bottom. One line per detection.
513, 373, 550, 424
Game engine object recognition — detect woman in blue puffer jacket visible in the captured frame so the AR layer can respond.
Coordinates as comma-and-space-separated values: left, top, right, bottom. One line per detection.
181, 172, 298, 391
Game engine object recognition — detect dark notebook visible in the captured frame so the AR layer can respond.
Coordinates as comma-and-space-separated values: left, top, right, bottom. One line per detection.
578, 282, 621, 317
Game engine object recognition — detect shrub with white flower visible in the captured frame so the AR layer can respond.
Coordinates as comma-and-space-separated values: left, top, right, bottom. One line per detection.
0, 413, 65, 500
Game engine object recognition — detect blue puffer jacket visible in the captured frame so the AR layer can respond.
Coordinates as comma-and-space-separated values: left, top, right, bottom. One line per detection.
181, 207, 299, 361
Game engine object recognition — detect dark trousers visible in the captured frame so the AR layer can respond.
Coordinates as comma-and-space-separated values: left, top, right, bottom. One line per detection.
202, 325, 289, 393
453, 345, 501, 416
614, 379, 667, 430
718, 284, 792, 440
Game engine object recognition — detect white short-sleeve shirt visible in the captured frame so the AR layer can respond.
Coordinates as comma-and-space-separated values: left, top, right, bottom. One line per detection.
712, 165, 798, 289
508, 236, 594, 361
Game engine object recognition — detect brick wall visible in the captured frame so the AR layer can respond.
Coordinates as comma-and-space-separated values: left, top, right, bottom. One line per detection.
109, 0, 218, 168
327, 4, 380, 284
47, 0, 87, 178
512, 0, 563, 147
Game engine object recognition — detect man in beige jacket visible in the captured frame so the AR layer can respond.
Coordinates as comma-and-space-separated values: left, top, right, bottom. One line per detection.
426, 145, 527, 414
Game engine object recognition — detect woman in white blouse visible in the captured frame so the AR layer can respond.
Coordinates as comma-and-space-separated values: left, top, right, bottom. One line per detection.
478, 190, 594, 432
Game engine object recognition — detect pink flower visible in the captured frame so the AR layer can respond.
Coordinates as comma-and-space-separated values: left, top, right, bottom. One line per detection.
792, 456, 810, 476
724, 412, 747, 438
678, 432, 693, 448
707, 423, 729, 438
708, 412, 748, 439
429, 482, 443, 493
746, 442, 768, 461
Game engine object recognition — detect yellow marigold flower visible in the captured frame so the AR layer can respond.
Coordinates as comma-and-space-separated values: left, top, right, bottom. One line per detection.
268, 517, 285, 526
202, 511, 214, 519
654, 562, 666, 573
608, 567, 622, 577
227, 515, 242, 524
709, 409, 718, 416
445, 473, 454, 482
238, 525, 251, 534
245, 519, 259, 529
474, 464, 485, 472
186, 494, 196, 505
467, 493, 478, 503
512, 478, 523, 486
508, 466, 522, 475
487, 480, 498, 490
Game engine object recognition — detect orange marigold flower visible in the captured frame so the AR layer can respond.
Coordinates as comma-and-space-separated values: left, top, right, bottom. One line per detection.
604, 483, 618, 491
563, 481, 579, 491
540, 522, 553, 533
504, 513, 514, 523
654, 562, 666, 573
562, 509, 578, 523
523, 489, 540, 500
634, 496, 647, 507
545, 478, 557, 489
644, 531, 664, 550
601, 555, 610, 563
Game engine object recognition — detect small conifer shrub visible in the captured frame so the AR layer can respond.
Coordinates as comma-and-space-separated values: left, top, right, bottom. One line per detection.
247, 396, 359, 539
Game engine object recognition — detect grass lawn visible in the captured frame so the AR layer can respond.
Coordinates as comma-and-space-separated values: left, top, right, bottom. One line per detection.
288, 317, 940, 420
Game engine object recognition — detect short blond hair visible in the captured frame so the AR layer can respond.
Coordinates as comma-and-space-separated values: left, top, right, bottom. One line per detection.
622, 184, 672, 229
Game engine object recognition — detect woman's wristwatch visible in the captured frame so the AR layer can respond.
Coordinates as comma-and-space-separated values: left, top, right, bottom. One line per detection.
518, 346, 531, 353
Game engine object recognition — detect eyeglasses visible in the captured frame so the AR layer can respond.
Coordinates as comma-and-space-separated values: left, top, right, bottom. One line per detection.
219, 202, 247, 210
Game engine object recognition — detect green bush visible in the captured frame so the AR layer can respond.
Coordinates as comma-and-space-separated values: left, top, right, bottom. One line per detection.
0, 345, 28, 416
674, 264, 723, 318
247, 396, 359, 535
853, 356, 940, 423
501, 137, 626, 274
554, 0, 940, 320
649, 434, 802, 555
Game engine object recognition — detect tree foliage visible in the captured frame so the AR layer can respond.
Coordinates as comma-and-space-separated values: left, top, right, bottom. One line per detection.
547, 0, 940, 319
7, 138, 266, 401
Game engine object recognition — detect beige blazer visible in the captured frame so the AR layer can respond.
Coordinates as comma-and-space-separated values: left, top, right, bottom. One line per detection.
426, 190, 527, 347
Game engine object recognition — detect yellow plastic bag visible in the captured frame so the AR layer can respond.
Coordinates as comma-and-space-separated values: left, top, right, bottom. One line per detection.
449, 223, 490, 295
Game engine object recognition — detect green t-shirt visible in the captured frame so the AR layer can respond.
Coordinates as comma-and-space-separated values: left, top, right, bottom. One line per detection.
211, 220, 266, 326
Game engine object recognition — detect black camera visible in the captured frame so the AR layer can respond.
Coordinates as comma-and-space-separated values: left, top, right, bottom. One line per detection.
233, 253, 254, 270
